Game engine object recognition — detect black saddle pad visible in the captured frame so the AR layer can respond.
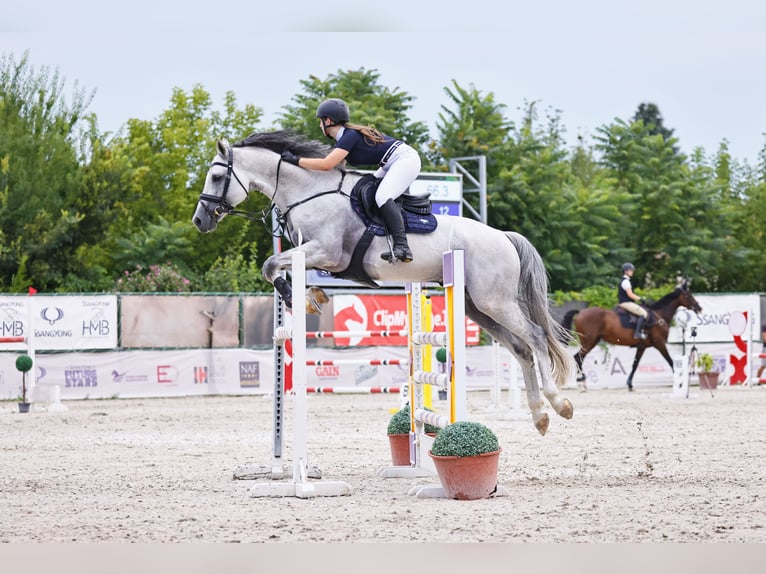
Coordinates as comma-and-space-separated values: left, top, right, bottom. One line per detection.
350, 174, 437, 236
616, 307, 653, 329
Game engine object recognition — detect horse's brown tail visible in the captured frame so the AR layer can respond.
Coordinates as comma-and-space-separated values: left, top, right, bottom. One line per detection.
505, 231, 576, 388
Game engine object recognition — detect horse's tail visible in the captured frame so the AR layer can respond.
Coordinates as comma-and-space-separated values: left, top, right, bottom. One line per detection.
505, 231, 576, 387
561, 309, 578, 332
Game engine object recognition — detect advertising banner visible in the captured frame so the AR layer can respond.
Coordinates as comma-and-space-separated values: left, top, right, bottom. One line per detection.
668, 293, 761, 344
0, 348, 273, 400
332, 293, 480, 346
0, 295, 117, 350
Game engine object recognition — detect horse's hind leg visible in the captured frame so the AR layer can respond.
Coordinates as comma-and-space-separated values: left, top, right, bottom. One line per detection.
511, 321, 574, 420
508, 343, 549, 434
503, 334, 572, 435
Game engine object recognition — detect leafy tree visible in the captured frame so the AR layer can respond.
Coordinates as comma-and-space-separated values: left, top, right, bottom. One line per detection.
632, 102, 677, 152
96, 85, 267, 287
0, 51, 94, 291
594, 114, 734, 290
432, 80, 510, 169
717, 140, 766, 291
277, 68, 430, 161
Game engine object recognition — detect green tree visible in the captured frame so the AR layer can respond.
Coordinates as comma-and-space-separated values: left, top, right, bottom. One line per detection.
594, 112, 735, 290
0, 51, 94, 291
95, 85, 267, 288
432, 80, 510, 169
277, 68, 430, 160
632, 102, 677, 152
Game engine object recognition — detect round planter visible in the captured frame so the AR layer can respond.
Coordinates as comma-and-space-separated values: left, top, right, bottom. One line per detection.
388, 434, 411, 466
698, 372, 719, 390
388, 433, 438, 466
428, 448, 502, 500
18, 402, 31, 413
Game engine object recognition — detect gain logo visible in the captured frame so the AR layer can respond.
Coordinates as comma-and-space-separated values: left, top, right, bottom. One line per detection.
41, 307, 64, 325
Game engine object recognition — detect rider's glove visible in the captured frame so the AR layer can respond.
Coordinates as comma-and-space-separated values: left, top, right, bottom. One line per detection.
281, 150, 301, 166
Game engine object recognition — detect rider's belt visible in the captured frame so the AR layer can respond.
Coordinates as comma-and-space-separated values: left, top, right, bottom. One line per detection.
379, 141, 402, 167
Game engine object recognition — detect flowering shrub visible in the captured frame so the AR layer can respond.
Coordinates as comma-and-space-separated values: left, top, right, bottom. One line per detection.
115, 262, 192, 292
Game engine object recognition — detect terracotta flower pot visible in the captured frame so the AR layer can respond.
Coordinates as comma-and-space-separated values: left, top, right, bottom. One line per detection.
698, 372, 719, 390
388, 434, 411, 466
388, 433, 438, 466
428, 449, 502, 500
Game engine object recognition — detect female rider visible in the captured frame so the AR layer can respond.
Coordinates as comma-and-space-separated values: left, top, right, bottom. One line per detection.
280, 98, 421, 263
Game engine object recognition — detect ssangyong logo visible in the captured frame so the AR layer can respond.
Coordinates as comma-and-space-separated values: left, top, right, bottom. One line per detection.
41, 307, 64, 325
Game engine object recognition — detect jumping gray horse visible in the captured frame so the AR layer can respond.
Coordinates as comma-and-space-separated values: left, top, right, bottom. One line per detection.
192, 131, 575, 435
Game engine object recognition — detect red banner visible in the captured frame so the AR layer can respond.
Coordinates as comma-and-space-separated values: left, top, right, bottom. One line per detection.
332, 294, 480, 346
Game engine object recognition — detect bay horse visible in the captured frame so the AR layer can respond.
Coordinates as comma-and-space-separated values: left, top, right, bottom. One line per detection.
192, 131, 576, 435
560, 281, 702, 391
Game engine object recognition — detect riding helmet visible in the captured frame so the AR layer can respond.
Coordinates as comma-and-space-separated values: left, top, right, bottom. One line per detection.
622, 262, 635, 272
316, 98, 350, 124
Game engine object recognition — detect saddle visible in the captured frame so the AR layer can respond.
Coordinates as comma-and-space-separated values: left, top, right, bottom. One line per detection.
329, 174, 438, 287
615, 306, 656, 330
350, 174, 437, 233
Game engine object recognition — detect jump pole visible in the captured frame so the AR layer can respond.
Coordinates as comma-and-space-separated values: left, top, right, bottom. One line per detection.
247, 251, 351, 498
378, 250, 468, 488
233, 228, 294, 482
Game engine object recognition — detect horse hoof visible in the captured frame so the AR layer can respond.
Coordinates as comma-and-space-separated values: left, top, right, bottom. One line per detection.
305, 286, 329, 315
558, 399, 574, 420
535, 413, 549, 436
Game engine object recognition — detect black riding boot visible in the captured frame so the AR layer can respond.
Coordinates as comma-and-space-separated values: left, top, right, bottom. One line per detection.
633, 316, 647, 340
379, 199, 413, 262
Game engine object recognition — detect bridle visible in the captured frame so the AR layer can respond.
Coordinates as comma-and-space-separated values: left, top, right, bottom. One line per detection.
197, 142, 350, 238
197, 144, 255, 220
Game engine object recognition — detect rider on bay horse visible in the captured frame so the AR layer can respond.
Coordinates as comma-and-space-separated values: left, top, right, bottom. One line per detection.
280, 98, 421, 263
618, 262, 648, 340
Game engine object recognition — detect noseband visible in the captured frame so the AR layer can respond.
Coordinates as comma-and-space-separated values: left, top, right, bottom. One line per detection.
198, 144, 249, 217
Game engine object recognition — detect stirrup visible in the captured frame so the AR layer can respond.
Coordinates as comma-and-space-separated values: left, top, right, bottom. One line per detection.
381, 246, 413, 263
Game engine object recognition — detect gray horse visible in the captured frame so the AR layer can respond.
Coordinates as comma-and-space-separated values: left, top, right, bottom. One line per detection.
192, 131, 575, 435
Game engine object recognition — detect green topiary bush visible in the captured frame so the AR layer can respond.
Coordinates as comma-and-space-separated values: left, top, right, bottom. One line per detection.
430, 420, 500, 457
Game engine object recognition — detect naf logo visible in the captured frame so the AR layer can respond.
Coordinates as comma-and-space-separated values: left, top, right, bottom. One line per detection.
239, 361, 260, 388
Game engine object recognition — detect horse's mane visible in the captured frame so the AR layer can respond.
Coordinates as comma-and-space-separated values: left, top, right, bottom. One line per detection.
649, 287, 683, 310
234, 130, 332, 159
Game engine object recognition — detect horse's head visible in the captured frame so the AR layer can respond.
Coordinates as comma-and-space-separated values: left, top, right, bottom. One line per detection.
192, 139, 250, 233
679, 279, 703, 314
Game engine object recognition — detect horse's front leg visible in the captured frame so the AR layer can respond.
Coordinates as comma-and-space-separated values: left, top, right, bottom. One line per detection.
626, 346, 647, 391
262, 251, 296, 308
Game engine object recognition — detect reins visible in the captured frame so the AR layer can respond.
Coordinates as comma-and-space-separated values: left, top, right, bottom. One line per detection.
198, 144, 350, 238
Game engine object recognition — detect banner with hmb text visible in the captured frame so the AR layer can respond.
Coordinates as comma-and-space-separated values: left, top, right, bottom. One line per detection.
0, 295, 118, 350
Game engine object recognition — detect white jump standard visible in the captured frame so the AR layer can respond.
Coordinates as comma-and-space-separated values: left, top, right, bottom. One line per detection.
243, 252, 351, 498
379, 251, 471, 495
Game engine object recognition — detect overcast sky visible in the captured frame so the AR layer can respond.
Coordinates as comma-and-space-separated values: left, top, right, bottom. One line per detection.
3, 0, 765, 164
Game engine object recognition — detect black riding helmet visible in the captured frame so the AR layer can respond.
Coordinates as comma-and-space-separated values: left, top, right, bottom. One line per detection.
622, 262, 635, 272
316, 98, 350, 125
